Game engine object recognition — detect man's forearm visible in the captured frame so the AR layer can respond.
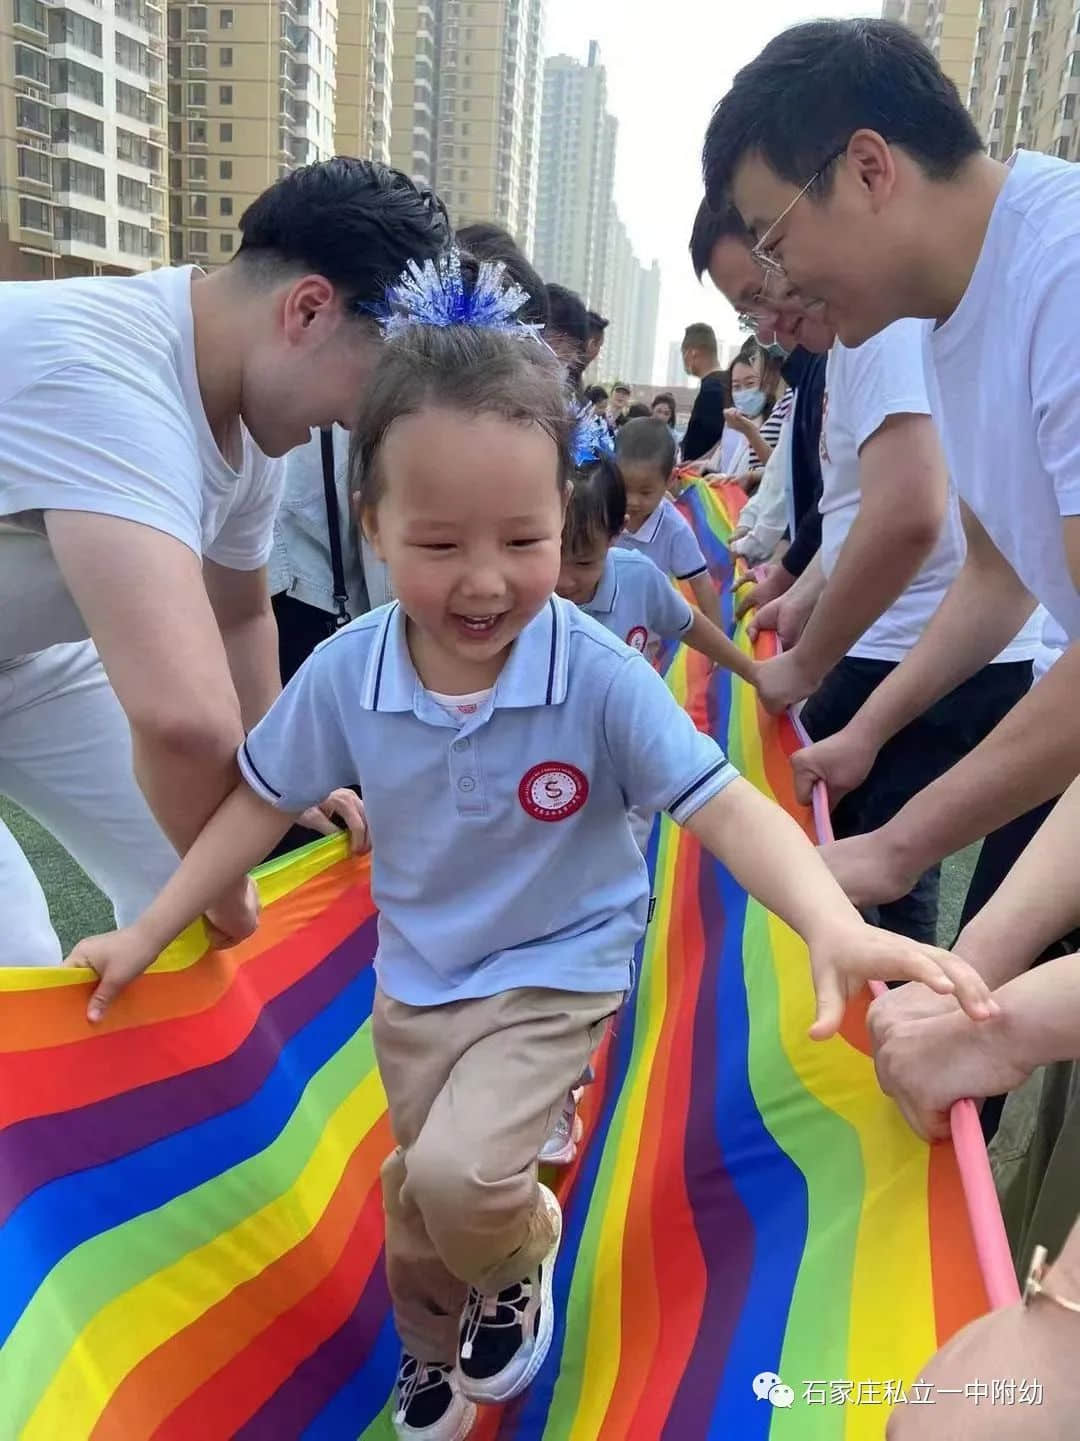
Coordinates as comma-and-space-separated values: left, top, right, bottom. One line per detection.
848, 554, 1037, 753
956, 774, 1080, 986
791, 505, 936, 683
220, 609, 283, 731
879, 644, 1080, 878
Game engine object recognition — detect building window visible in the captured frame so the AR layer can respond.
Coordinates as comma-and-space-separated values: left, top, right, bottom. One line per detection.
50, 58, 105, 105
219, 46, 233, 64
14, 43, 49, 85
1005, 5, 1017, 25
51, 108, 105, 152
189, 156, 207, 179
219, 121, 233, 141
54, 206, 107, 247
219, 159, 232, 179
116, 80, 151, 122
189, 118, 208, 143
48, 8, 103, 55
188, 5, 207, 28
17, 147, 51, 184
1072, 51, 1080, 78
188, 82, 207, 105
118, 174, 151, 211
220, 195, 232, 215
996, 74, 1007, 94
188, 229, 209, 253
19, 197, 51, 233
220, 232, 234, 252
119, 221, 152, 255
1056, 135, 1070, 157
16, 95, 50, 134
14, 0, 47, 32
116, 33, 150, 76
56, 158, 106, 199
190, 193, 207, 217
219, 84, 233, 103
168, 8, 182, 38
188, 43, 207, 68
1002, 41, 1012, 62
219, 6, 233, 26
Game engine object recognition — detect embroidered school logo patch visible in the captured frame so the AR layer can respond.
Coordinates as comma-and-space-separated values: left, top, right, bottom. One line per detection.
625, 625, 648, 653
518, 762, 589, 821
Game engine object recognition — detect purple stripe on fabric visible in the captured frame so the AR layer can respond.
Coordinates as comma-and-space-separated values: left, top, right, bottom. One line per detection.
232, 1255, 391, 1440
0, 917, 377, 1225
662, 862, 753, 1439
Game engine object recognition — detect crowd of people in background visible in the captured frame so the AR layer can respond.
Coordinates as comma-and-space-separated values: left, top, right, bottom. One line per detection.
2, 13, 1079, 1439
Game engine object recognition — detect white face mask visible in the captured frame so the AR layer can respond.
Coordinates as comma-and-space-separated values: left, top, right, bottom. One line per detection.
732, 387, 767, 419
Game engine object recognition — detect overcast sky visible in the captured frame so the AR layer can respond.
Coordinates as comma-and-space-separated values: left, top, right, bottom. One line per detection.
543, 1, 873, 381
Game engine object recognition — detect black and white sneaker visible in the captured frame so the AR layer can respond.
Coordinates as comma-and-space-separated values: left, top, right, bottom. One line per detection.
392, 1352, 476, 1440
457, 1182, 562, 1404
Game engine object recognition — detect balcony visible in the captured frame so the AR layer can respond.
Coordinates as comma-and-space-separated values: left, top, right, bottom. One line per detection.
13, 0, 48, 38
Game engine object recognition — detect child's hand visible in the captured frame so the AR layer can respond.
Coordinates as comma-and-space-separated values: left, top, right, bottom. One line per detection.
66, 925, 161, 1023
807, 922, 998, 1041
298, 789, 371, 854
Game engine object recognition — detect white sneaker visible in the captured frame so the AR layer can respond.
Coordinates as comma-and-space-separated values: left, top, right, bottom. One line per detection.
457, 1182, 562, 1404
392, 1353, 476, 1440
538, 1091, 584, 1167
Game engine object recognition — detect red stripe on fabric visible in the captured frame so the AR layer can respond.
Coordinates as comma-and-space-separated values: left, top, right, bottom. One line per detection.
0, 885, 372, 1128
90, 1115, 391, 1441
0, 859, 367, 1055
146, 1164, 388, 1441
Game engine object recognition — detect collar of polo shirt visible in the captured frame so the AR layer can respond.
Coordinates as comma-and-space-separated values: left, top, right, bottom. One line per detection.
358, 597, 572, 713
627, 502, 666, 545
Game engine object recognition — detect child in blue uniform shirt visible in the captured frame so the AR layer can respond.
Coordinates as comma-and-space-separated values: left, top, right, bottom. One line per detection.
69, 258, 995, 1441
616, 417, 725, 630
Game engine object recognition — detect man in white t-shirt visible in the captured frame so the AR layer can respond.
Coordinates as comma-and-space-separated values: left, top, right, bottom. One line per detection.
704, 18, 1080, 923
0, 158, 448, 964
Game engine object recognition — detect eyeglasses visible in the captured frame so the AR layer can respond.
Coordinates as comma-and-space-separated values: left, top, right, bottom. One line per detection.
750, 145, 847, 281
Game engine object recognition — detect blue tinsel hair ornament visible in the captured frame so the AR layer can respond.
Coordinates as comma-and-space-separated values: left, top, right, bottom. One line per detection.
570, 402, 616, 470
375, 247, 544, 343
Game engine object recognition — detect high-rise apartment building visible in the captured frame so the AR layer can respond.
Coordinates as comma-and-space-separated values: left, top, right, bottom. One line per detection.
1, 0, 169, 278
533, 43, 614, 303
167, 0, 339, 268
884, 0, 980, 92
387, 0, 543, 248
336, 0, 393, 164
888, 0, 1080, 162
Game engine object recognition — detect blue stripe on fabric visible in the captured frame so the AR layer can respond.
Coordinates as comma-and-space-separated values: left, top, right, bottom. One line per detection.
0, 964, 377, 1347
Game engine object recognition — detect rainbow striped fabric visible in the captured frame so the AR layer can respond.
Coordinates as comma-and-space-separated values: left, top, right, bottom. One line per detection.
0, 480, 1001, 1440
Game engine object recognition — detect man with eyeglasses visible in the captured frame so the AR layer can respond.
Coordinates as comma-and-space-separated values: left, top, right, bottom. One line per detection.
704, 17, 1080, 951
688, 194, 1040, 944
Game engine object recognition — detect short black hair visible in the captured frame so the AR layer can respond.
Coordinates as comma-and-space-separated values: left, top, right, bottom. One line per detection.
689, 196, 752, 279
237, 156, 450, 306
456, 222, 549, 327
615, 416, 677, 474
545, 283, 590, 355
651, 391, 678, 423
625, 402, 651, 420
564, 456, 625, 554
584, 383, 609, 405
682, 322, 718, 354
703, 19, 983, 207
586, 308, 609, 338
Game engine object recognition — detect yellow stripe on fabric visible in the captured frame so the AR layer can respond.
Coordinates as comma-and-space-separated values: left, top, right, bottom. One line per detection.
0, 837, 351, 992
565, 650, 688, 1441
728, 670, 937, 1431
21, 1064, 386, 1440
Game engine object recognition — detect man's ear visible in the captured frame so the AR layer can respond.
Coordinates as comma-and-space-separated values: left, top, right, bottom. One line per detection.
281, 274, 340, 345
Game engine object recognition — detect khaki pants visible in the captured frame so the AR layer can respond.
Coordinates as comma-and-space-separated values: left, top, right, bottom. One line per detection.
373, 985, 621, 1363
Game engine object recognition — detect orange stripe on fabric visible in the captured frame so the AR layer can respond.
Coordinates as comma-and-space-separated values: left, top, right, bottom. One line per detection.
148, 1178, 387, 1441
625, 832, 709, 1441
927, 1142, 992, 1343
0, 860, 367, 1055
89, 1115, 391, 1441
0, 883, 372, 1127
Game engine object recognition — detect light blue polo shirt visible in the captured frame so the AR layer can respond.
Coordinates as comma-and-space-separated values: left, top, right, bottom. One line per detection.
617, 495, 709, 581
239, 596, 738, 1006
582, 546, 693, 661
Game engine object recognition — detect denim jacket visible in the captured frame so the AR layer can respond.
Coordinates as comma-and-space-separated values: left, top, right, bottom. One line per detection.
269, 425, 393, 618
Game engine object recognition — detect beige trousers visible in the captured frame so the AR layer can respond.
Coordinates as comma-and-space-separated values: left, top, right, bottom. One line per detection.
373, 984, 621, 1362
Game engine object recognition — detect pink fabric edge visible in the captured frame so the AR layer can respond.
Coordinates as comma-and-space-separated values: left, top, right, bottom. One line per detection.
784, 700, 1020, 1309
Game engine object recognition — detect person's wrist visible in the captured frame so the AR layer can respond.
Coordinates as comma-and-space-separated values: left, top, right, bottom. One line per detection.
874, 813, 933, 888
952, 916, 1028, 991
